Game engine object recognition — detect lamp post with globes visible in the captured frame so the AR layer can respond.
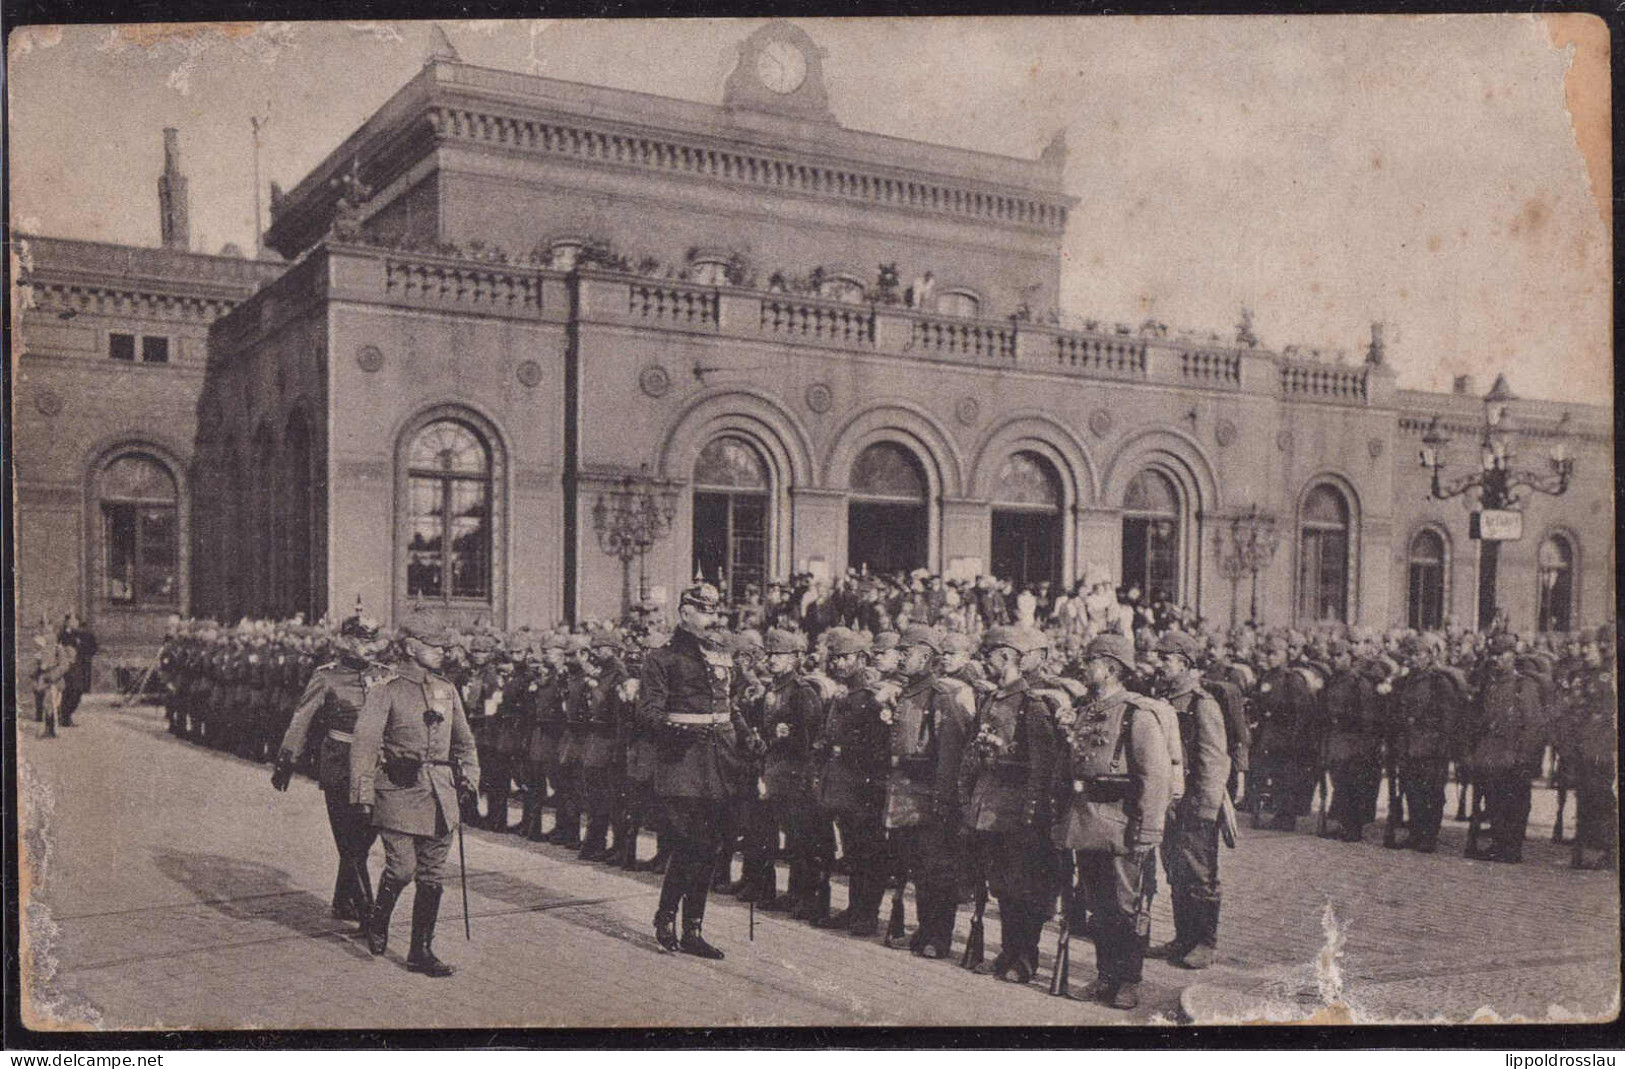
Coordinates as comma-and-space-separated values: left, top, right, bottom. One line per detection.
1417, 375, 1574, 630
591, 468, 679, 619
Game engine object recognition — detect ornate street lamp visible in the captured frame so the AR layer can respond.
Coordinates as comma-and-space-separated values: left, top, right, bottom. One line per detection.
1219, 506, 1281, 627
591, 467, 679, 618
1418, 375, 1573, 629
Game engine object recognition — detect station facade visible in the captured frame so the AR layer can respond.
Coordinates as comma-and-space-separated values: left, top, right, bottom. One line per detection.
14, 23, 1613, 682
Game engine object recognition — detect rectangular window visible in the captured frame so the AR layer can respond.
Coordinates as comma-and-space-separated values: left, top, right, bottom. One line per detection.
102, 503, 178, 605
109, 333, 136, 362
141, 336, 170, 364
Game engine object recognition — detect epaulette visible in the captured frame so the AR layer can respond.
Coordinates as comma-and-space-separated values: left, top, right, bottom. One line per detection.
362, 665, 398, 690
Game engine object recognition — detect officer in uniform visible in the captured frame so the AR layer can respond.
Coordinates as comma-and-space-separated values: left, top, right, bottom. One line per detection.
622, 628, 671, 872
553, 634, 593, 848
1147, 630, 1229, 970
883, 625, 975, 958
1318, 638, 1383, 842
1466, 632, 1548, 863
958, 625, 1062, 985
813, 627, 896, 937
351, 614, 479, 976
634, 584, 742, 959
1389, 632, 1467, 852
759, 628, 835, 919
1052, 633, 1175, 1010
460, 632, 512, 830
941, 631, 993, 694
273, 608, 392, 924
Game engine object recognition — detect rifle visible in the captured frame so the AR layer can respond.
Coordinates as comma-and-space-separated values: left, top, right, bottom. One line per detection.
960, 880, 987, 970
1465, 774, 1486, 856
1551, 755, 1570, 843
1454, 765, 1471, 822
119, 654, 161, 707
1383, 753, 1403, 847
1048, 869, 1072, 997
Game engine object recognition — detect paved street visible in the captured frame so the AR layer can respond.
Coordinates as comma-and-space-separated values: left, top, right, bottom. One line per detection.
16, 697, 1619, 1031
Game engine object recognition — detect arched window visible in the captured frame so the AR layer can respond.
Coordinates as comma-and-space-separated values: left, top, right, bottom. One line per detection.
252, 426, 277, 616
280, 413, 313, 620
991, 451, 1062, 590
1537, 534, 1576, 633
1407, 528, 1447, 631
1298, 484, 1350, 623
98, 452, 178, 607
692, 436, 770, 603
1122, 469, 1180, 604
848, 441, 928, 575
936, 290, 980, 318
406, 419, 493, 602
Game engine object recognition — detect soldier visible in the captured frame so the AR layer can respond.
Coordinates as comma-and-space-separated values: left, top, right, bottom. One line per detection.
578, 629, 631, 862
729, 630, 782, 903
534, 634, 574, 844
1147, 630, 1229, 970
1202, 643, 1253, 805
1250, 635, 1320, 830
511, 634, 554, 841
351, 614, 479, 977
1317, 638, 1384, 842
1052, 633, 1175, 1009
622, 628, 672, 872
958, 626, 1063, 984
1389, 632, 1467, 852
883, 625, 975, 958
812, 627, 896, 937
1570, 626, 1617, 870
272, 608, 392, 925
634, 583, 742, 959
57, 611, 99, 727
759, 628, 836, 919
553, 634, 593, 848
941, 630, 992, 694
460, 632, 512, 831
1465, 632, 1549, 863
30, 624, 73, 738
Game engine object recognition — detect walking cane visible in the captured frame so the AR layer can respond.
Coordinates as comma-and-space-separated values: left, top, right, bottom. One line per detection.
455, 776, 472, 940
750, 897, 755, 942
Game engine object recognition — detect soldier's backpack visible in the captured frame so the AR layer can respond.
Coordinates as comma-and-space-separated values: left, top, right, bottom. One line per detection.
1072, 692, 1185, 804
1203, 677, 1250, 758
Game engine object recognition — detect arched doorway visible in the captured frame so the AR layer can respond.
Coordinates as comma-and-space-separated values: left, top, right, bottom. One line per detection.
1298, 483, 1351, 623
97, 452, 180, 609
848, 441, 928, 576
691, 435, 770, 603
1121, 469, 1181, 603
1537, 533, 1575, 632
990, 451, 1062, 590
1407, 528, 1447, 631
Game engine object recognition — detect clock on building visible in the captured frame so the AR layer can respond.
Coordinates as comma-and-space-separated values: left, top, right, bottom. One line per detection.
723, 21, 835, 123
756, 41, 807, 94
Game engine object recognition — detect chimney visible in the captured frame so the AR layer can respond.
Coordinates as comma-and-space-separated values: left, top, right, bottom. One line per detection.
1452, 374, 1475, 396
158, 127, 190, 251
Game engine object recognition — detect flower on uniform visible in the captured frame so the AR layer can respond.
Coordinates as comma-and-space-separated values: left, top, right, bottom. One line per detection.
775, 722, 791, 739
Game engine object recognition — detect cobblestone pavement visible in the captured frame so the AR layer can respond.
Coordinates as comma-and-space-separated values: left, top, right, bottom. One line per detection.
16, 699, 1619, 1031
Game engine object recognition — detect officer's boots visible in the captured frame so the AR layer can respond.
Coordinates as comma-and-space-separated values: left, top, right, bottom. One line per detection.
679, 918, 725, 960
520, 791, 544, 841
653, 911, 680, 952
578, 812, 611, 862
406, 884, 454, 977
1178, 901, 1218, 970
485, 788, 511, 833
367, 876, 406, 956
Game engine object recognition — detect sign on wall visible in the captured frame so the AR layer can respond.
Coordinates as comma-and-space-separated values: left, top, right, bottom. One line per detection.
1471, 509, 1524, 542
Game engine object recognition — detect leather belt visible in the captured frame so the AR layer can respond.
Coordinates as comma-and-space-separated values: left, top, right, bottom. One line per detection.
668, 712, 731, 726
328, 729, 355, 744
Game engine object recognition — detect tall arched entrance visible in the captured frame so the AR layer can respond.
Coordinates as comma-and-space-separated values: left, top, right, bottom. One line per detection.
1121, 469, 1181, 602
848, 441, 928, 576
691, 435, 770, 603
989, 451, 1062, 590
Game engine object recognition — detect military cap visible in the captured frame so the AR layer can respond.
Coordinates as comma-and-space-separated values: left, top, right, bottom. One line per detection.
984, 625, 1048, 655
1487, 632, 1518, 654
872, 630, 901, 653
940, 631, 978, 655
732, 629, 765, 654
398, 610, 458, 647
338, 611, 382, 642
824, 627, 872, 657
1155, 630, 1201, 661
1398, 633, 1424, 655
588, 629, 625, 652
898, 625, 943, 652
467, 632, 501, 654
1084, 633, 1138, 671
564, 633, 592, 654
679, 583, 723, 611
763, 628, 808, 655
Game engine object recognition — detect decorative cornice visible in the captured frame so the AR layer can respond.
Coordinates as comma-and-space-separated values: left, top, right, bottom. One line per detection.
20, 280, 241, 324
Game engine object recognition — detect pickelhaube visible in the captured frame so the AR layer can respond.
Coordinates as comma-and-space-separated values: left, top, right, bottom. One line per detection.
763, 628, 808, 655
1083, 633, 1137, 670
898, 625, 943, 652
824, 627, 872, 657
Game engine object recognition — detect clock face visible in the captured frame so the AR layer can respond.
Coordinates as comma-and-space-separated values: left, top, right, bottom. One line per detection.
756, 40, 807, 95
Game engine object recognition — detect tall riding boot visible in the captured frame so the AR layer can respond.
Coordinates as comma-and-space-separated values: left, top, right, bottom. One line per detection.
615, 818, 640, 868
406, 884, 454, 977
486, 788, 511, 832
331, 866, 351, 919
579, 811, 610, 862
680, 917, 725, 960
522, 791, 544, 841
1180, 900, 1218, 970
349, 852, 376, 924
367, 876, 406, 956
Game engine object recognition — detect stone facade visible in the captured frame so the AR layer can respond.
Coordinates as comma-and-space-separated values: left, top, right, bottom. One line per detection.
13, 30, 1614, 686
